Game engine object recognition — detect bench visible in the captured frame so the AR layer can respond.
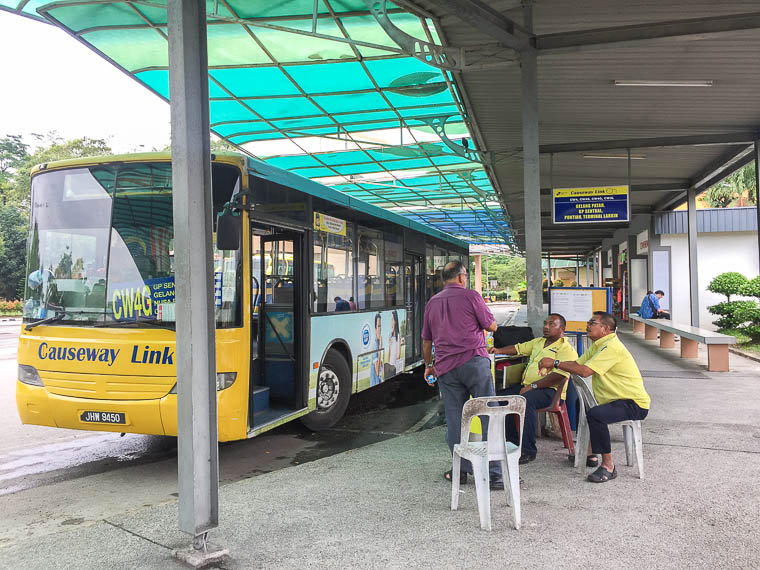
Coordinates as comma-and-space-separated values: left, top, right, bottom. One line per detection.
630, 315, 736, 372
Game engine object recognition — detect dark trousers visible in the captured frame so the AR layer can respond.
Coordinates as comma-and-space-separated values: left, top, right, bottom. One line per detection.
587, 399, 649, 454
498, 384, 554, 456
437, 356, 501, 478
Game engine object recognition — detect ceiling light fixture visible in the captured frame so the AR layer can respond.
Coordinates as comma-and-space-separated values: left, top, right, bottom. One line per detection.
613, 80, 713, 87
583, 153, 646, 160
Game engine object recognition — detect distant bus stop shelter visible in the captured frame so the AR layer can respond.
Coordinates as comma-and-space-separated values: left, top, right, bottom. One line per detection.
4, 0, 760, 562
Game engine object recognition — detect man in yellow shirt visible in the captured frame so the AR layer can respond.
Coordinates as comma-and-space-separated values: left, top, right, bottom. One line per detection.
490, 313, 578, 464
539, 311, 650, 483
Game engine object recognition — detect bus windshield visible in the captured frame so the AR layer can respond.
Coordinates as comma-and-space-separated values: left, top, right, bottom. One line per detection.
23, 162, 241, 328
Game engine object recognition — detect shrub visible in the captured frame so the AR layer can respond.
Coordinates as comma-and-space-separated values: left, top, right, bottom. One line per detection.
740, 276, 760, 297
518, 289, 549, 305
553, 279, 564, 288
0, 299, 23, 315
707, 272, 748, 301
742, 324, 760, 342
707, 273, 760, 337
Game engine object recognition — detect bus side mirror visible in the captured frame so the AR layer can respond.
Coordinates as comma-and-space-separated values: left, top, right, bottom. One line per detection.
216, 209, 241, 251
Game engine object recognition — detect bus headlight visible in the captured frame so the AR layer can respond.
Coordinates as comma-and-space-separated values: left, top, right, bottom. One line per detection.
168, 372, 237, 394
19, 365, 44, 386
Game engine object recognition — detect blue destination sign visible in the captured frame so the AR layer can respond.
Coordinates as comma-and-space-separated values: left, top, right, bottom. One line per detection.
553, 186, 629, 224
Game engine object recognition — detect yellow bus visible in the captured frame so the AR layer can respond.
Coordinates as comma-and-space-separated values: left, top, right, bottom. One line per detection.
17, 152, 467, 440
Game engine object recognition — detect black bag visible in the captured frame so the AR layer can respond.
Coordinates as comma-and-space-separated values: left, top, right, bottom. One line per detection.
493, 326, 534, 348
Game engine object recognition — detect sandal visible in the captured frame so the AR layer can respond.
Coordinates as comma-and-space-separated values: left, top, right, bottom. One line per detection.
444, 470, 468, 484
587, 465, 617, 483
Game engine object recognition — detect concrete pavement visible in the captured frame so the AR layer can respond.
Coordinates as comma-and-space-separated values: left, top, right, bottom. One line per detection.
1, 326, 759, 569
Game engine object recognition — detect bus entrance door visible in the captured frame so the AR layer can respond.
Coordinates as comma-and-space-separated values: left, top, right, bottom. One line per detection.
404, 253, 424, 365
253, 233, 302, 429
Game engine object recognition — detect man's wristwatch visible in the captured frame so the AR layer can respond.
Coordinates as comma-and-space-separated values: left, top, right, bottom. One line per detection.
530, 382, 538, 390
553, 359, 561, 369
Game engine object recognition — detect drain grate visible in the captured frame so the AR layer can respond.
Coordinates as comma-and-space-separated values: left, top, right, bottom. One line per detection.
640, 370, 709, 379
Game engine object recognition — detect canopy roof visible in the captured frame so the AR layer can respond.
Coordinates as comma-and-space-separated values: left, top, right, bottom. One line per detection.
1, 0, 513, 246
6, 1, 759, 257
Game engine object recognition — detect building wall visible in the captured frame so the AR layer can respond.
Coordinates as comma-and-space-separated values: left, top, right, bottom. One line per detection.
659, 231, 758, 329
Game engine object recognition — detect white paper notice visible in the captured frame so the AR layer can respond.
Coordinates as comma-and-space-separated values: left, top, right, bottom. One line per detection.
550, 289, 594, 322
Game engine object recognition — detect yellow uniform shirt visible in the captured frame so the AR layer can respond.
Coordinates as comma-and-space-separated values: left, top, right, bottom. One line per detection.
514, 336, 578, 399
577, 333, 650, 410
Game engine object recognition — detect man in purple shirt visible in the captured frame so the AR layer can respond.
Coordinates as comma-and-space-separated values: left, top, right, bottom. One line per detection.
422, 260, 502, 489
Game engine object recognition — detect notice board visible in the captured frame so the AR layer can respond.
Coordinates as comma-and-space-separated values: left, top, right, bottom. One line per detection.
552, 186, 630, 224
549, 287, 611, 332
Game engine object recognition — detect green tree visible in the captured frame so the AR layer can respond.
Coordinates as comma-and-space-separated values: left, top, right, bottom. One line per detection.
0, 204, 28, 299
8, 134, 111, 208
0, 133, 112, 300
0, 135, 29, 179
704, 162, 756, 207
490, 255, 526, 290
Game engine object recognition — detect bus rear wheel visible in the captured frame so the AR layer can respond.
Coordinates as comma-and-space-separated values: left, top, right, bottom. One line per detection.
301, 350, 351, 431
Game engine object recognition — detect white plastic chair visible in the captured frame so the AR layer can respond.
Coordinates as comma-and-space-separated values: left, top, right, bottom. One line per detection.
450, 395, 526, 531
571, 375, 644, 478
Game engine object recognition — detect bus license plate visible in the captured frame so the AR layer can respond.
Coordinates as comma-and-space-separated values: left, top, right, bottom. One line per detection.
81, 411, 126, 425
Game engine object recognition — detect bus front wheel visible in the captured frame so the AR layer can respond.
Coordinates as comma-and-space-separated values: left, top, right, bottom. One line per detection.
301, 350, 351, 431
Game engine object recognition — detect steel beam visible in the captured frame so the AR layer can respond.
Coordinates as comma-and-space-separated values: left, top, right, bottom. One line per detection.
168, 0, 219, 541
540, 182, 689, 195
437, 0, 531, 51
687, 186, 700, 327
536, 12, 760, 51
539, 133, 756, 154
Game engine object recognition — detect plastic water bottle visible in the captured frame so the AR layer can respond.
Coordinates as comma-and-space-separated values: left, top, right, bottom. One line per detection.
486, 331, 494, 349
426, 374, 437, 386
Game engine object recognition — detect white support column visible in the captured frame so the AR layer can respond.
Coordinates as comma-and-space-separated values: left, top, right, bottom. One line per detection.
521, 3, 542, 335
167, 1, 224, 561
687, 186, 700, 327
585, 257, 590, 287
474, 254, 482, 293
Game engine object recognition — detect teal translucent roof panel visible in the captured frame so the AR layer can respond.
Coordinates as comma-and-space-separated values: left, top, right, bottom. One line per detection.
271, 117, 334, 130
210, 68, 301, 97
246, 97, 323, 119
209, 100, 259, 122
229, 132, 286, 143
265, 155, 324, 169
290, 167, 337, 178
316, 151, 373, 166
332, 110, 400, 124
212, 122, 271, 137
285, 61, 374, 93
23, 0, 512, 246
312, 92, 389, 114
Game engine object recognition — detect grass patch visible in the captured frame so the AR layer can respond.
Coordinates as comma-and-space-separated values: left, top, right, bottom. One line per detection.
719, 328, 760, 353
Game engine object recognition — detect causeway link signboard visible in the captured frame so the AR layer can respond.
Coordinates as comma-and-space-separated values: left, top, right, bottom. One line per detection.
552, 186, 630, 224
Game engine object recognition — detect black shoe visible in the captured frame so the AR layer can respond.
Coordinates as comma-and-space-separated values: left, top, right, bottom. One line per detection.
518, 453, 536, 465
445, 470, 467, 484
587, 465, 617, 483
489, 477, 504, 490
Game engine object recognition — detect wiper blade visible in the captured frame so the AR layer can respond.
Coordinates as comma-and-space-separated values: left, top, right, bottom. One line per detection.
95, 319, 172, 329
24, 312, 65, 331
24, 310, 103, 330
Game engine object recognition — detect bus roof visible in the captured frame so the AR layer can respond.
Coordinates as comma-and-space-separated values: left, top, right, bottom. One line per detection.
30, 152, 468, 250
